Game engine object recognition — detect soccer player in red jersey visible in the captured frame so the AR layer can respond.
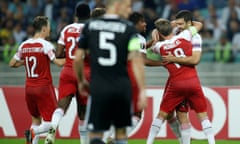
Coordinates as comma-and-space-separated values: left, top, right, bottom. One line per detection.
44, 3, 91, 144
9, 16, 65, 144
147, 18, 215, 144
150, 10, 215, 144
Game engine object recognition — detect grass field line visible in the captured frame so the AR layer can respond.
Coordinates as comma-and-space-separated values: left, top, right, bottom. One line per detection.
0, 138, 239, 144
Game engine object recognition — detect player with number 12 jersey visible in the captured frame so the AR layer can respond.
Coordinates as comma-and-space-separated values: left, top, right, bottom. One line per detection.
9, 16, 65, 144
17, 37, 58, 117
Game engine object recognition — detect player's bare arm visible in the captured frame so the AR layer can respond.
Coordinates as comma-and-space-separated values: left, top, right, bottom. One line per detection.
53, 58, 66, 67
162, 51, 201, 65
192, 21, 203, 32
73, 49, 89, 96
56, 44, 65, 58
128, 50, 147, 110
143, 54, 164, 66
9, 58, 24, 68
9, 53, 24, 68
73, 49, 85, 82
140, 29, 164, 66
146, 39, 154, 48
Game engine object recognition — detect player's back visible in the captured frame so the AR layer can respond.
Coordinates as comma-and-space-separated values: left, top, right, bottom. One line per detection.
84, 17, 136, 84
160, 37, 198, 81
19, 38, 53, 86
58, 23, 85, 68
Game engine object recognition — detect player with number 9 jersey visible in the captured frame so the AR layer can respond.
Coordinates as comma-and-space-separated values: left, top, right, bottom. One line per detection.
152, 26, 207, 114
153, 30, 198, 81
147, 18, 214, 144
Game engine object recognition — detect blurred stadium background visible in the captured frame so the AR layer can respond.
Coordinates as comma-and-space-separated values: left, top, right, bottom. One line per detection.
0, 0, 240, 86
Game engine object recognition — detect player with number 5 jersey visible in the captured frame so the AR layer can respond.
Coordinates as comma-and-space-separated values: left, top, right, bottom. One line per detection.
9, 16, 65, 144
74, 0, 147, 143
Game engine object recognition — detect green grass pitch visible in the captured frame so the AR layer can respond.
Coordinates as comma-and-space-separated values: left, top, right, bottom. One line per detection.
0, 138, 239, 144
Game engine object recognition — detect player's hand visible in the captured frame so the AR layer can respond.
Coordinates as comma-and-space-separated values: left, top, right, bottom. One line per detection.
137, 89, 147, 111
162, 53, 176, 63
151, 28, 160, 43
151, 28, 164, 44
171, 20, 177, 27
78, 79, 89, 96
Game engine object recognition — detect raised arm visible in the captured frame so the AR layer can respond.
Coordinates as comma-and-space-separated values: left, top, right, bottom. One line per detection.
55, 44, 65, 58
192, 21, 203, 32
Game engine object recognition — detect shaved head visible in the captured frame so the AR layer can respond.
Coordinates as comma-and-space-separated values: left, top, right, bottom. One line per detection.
105, 0, 132, 18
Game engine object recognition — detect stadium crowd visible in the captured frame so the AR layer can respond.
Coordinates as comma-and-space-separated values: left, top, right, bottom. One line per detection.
1, 0, 240, 63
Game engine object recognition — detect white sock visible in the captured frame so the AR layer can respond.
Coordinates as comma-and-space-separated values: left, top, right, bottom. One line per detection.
102, 126, 114, 143
201, 119, 215, 144
147, 118, 164, 144
79, 120, 89, 144
178, 137, 183, 144
32, 135, 39, 144
180, 123, 191, 144
168, 117, 181, 140
127, 116, 140, 136
32, 121, 52, 135
30, 125, 39, 144
51, 108, 64, 129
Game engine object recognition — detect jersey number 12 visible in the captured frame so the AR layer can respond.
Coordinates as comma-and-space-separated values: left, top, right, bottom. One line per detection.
25, 56, 39, 78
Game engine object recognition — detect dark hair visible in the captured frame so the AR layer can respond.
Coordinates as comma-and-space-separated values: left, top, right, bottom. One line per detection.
154, 18, 172, 36
75, 2, 91, 20
128, 12, 144, 25
32, 16, 48, 32
91, 8, 106, 18
175, 10, 193, 22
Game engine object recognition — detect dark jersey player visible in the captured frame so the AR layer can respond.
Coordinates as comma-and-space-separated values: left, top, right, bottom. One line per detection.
74, 0, 147, 144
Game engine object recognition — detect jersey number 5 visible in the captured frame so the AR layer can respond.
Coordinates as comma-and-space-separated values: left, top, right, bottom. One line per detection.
98, 31, 117, 66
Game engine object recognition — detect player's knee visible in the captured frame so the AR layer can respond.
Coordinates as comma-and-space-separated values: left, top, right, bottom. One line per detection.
166, 112, 174, 120
158, 111, 168, 120
177, 111, 189, 123
58, 96, 73, 111
197, 112, 208, 121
